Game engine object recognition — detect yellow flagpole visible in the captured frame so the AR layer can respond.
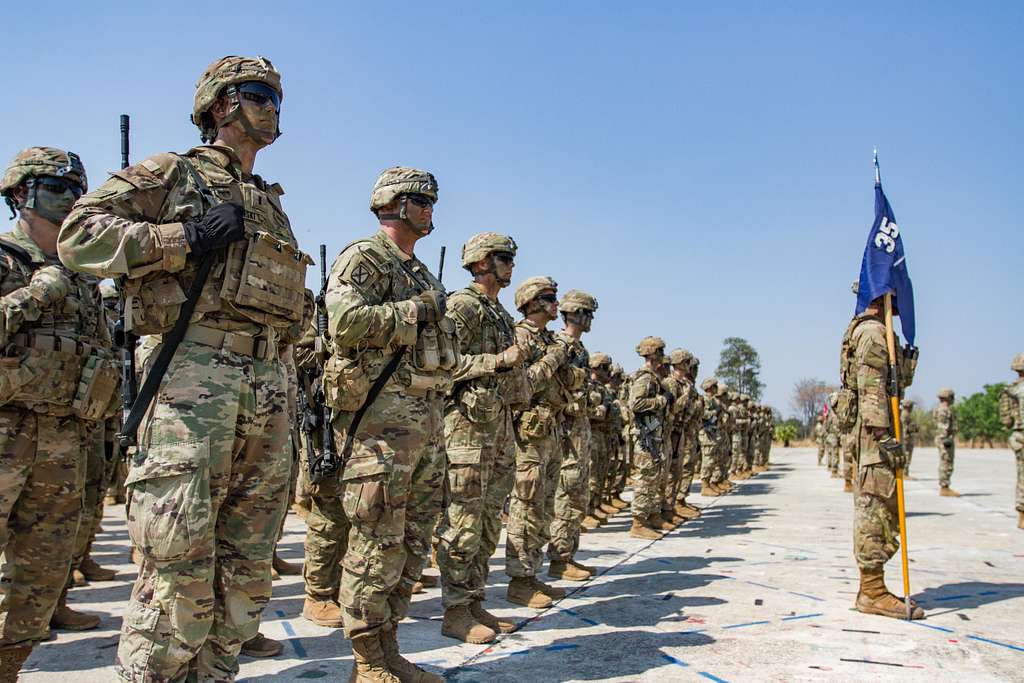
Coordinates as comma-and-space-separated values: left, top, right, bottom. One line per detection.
883, 293, 912, 620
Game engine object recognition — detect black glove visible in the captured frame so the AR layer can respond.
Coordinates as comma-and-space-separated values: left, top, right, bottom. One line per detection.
942, 436, 954, 448
182, 202, 246, 255
878, 436, 907, 471
412, 290, 446, 322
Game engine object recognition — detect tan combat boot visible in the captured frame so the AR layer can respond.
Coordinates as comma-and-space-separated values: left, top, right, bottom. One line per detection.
441, 605, 496, 644
580, 515, 600, 530
50, 593, 100, 631
629, 517, 662, 540
569, 558, 596, 575
592, 506, 609, 521
700, 480, 720, 497
417, 573, 439, 588
599, 502, 619, 515
506, 576, 552, 608
470, 600, 517, 634
843, 479, 854, 493
939, 487, 961, 497
548, 560, 590, 582
241, 633, 283, 658
349, 633, 400, 683
79, 554, 116, 582
533, 577, 567, 599
382, 623, 444, 682
273, 552, 302, 576
302, 597, 345, 628
611, 496, 629, 509
648, 514, 675, 531
855, 568, 924, 620
0, 644, 32, 683
1018, 510, 1024, 529
675, 503, 700, 519
662, 508, 687, 525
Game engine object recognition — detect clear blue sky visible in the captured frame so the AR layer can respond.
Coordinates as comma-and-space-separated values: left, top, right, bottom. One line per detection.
5, 2, 1021, 416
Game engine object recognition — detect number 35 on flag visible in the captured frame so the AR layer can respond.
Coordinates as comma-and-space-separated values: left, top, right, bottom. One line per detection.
874, 216, 900, 253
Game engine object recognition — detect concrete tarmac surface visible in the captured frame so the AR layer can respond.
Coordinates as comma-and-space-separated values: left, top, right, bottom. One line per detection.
19, 447, 1023, 682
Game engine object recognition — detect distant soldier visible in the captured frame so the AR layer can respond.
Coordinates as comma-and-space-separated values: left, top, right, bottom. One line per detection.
998, 353, 1024, 529
676, 355, 706, 509
629, 337, 673, 537
585, 353, 618, 524
900, 399, 918, 479
934, 388, 959, 496
699, 378, 726, 496
661, 349, 701, 523
814, 414, 826, 465
606, 364, 631, 510
0, 147, 110, 678
824, 393, 841, 478
840, 290, 922, 619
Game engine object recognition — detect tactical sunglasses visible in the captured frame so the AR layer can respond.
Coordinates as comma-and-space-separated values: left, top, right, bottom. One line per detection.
237, 82, 281, 113
492, 252, 515, 264
35, 176, 84, 199
404, 193, 435, 208
536, 293, 558, 304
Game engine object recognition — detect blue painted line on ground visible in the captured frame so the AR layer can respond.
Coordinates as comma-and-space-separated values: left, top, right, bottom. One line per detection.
722, 620, 771, 629
910, 622, 955, 633
781, 612, 824, 621
560, 607, 601, 627
546, 644, 579, 652
275, 610, 307, 658
660, 653, 688, 667
967, 635, 1024, 653
698, 672, 730, 682
935, 594, 971, 602
787, 591, 825, 602
742, 580, 780, 590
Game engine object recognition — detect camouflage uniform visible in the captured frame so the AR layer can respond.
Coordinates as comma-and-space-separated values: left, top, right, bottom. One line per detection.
0, 149, 109, 668
586, 354, 616, 514
661, 351, 699, 517
698, 380, 725, 488
824, 406, 841, 476
998, 357, 1024, 523
899, 400, 916, 475
679, 379, 705, 499
438, 267, 524, 610
814, 417, 825, 464
933, 390, 957, 490
610, 367, 631, 501
628, 338, 669, 524
59, 58, 304, 681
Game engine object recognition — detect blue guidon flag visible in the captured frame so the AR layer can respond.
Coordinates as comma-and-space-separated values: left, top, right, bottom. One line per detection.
855, 172, 916, 346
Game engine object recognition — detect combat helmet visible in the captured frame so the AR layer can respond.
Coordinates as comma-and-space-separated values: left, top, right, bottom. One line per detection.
937, 387, 955, 400
514, 276, 558, 312
192, 56, 282, 143
1011, 353, 1024, 372
1, 147, 87, 217
701, 377, 718, 393
461, 232, 517, 269
901, 398, 914, 409
589, 351, 612, 369
610, 363, 624, 380
559, 289, 598, 314
668, 348, 693, 367
635, 336, 665, 358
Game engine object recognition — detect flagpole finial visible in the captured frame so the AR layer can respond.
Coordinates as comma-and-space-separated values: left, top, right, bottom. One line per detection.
873, 148, 881, 185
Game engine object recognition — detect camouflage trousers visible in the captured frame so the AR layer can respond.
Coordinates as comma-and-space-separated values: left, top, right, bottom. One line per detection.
841, 433, 856, 486
816, 442, 825, 464
117, 340, 291, 683
70, 421, 111, 575
437, 406, 514, 609
698, 432, 721, 483
826, 441, 840, 474
1011, 431, 1024, 512
0, 408, 87, 649
660, 430, 682, 513
587, 425, 612, 513
336, 389, 445, 639
935, 437, 955, 488
549, 414, 591, 562
603, 438, 628, 501
730, 432, 746, 473
672, 435, 700, 504
903, 437, 915, 474
506, 419, 562, 578
629, 436, 662, 520
853, 463, 900, 571
303, 480, 350, 603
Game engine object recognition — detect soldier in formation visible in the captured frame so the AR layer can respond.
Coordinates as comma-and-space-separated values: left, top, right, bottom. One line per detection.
899, 399, 917, 478
998, 354, 1024, 529
814, 413, 826, 465
934, 387, 959, 496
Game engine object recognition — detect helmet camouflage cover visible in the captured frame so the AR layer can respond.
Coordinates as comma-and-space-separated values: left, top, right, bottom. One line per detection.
937, 387, 955, 399
589, 351, 612, 369
559, 289, 598, 313
610, 363, 623, 379
901, 398, 914, 408
192, 55, 282, 138
1011, 353, 1024, 372
668, 348, 693, 366
701, 377, 718, 392
514, 275, 557, 311
635, 336, 665, 357
0, 147, 87, 195
370, 166, 438, 213
461, 232, 517, 267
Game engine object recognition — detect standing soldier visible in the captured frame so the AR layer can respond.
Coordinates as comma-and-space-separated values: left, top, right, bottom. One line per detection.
825, 393, 841, 478
610, 364, 632, 509
548, 290, 598, 581
934, 388, 959, 496
998, 354, 1024, 529
322, 166, 451, 682
0, 147, 110, 679
60, 56, 306, 678
840, 291, 922, 619
437, 232, 523, 644
698, 378, 725, 496
661, 349, 700, 524
505, 276, 577, 609
585, 353, 617, 524
629, 336, 673, 538
814, 414, 826, 465
899, 399, 917, 479
675, 355, 705, 514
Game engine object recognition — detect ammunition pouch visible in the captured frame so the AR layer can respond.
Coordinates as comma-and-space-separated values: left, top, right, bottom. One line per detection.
412, 318, 457, 372
835, 388, 858, 431
220, 230, 312, 328
405, 371, 450, 397
72, 353, 121, 421
458, 384, 501, 424
518, 405, 554, 440
323, 355, 370, 412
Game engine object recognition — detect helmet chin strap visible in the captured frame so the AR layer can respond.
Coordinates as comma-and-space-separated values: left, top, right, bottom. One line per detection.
216, 87, 281, 145
379, 196, 434, 236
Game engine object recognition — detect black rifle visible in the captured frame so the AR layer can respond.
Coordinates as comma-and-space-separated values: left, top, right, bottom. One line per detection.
114, 114, 139, 445
437, 245, 446, 286
308, 244, 339, 483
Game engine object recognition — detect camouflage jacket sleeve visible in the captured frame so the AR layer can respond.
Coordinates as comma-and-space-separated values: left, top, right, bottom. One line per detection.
447, 293, 498, 384
933, 405, 955, 437
325, 243, 419, 350
58, 154, 191, 278
629, 371, 663, 415
519, 326, 564, 397
853, 321, 891, 432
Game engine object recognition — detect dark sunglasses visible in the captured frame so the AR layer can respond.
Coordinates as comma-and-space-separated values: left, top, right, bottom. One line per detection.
237, 82, 281, 113
535, 293, 558, 304
404, 193, 434, 208
492, 252, 514, 264
35, 176, 84, 199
